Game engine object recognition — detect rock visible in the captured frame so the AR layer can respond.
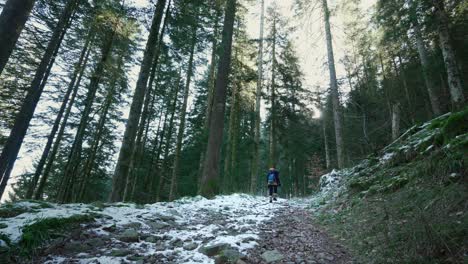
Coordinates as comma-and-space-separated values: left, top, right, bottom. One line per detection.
236, 260, 247, 264
147, 220, 169, 230
86, 237, 108, 247
63, 241, 92, 253
158, 214, 176, 222
0, 239, 10, 253
261, 250, 284, 263
171, 238, 183, 247
221, 248, 244, 262
198, 243, 230, 257
183, 242, 198, 251
110, 249, 132, 257
145, 236, 158, 243
167, 209, 182, 217
117, 229, 139, 242
123, 222, 142, 229
102, 225, 116, 233
214, 255, 229, 264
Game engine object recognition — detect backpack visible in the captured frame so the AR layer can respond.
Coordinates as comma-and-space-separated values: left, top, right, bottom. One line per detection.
267, 172, 276, 185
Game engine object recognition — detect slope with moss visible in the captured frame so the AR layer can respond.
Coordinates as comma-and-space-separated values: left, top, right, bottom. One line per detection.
311, 109, 467, 264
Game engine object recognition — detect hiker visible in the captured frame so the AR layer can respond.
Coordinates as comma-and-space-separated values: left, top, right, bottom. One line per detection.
267, 167, 280, 203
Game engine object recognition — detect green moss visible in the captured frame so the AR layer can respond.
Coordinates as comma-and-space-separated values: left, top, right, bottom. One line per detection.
19, 214, 95, 256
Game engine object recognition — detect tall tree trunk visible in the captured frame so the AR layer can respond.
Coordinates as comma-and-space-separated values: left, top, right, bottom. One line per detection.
320, 106, 331, 169
58, 30, 116, 203
169, 25, 198, 201
269, 16, 277, 168
393, 55, 415, 124
34, 39, 92, 200
433, 0, 465, 110
250, 0, 264, 193
0, 0, 78, 199
144, 108, 164, 202
199, 0, 237, 197
0, 0, 36, 75
322, 0, 345, 169
198, 5, 221, 188
125, 4, 171, 202
111, 0, 167, 202
156, 75, 181, 201
25, 29, 94, 199
391, 103, 401, 141
409, 1, 442, 116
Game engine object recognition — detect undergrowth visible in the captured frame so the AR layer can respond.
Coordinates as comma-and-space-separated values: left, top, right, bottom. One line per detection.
314, 109, 468, 264
1, 214, 95, 262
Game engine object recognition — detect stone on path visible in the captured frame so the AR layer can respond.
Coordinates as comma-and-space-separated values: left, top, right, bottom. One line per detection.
261, 250, 284, 263
199, 243, 230, 256
117, 228, 139, 242
183, 242, 198, 251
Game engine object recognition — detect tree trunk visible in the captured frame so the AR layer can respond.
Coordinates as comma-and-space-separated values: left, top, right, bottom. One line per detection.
58, 30, 116, 203
169, 25, 197, 201
34, 38, 92, 200
409, 2, 442, 116
197, 5, 221, 188
322, 0, 345, 169
0, 0, 36, 75
391, 103, 401, 141
269, 15, 277, 168
25, 29, 94, 199
321, 107, 331, 169
111, 0, 167, 202
125, 2, 171, 202
199, 0, 237, 197
250, 0, 264, 193
433, 0, 465, 110
0, 0, 78, 199
156, 74, 181, 201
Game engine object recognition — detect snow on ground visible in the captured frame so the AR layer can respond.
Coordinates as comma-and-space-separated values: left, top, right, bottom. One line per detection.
1, 194, 287, 263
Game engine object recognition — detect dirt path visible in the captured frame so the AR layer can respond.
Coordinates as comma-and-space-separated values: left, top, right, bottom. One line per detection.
244, 203, 353, 264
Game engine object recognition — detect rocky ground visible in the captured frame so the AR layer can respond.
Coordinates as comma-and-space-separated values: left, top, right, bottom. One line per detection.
244, 204, 353, 264
1, 195, 352, 263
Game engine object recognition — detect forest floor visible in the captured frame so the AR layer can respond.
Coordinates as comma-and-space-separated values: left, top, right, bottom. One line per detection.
244, 203, 352, 264
0, 195, 352, 264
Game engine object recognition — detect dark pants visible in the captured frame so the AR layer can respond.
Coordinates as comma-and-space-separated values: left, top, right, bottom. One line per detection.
268, 185, 278, 196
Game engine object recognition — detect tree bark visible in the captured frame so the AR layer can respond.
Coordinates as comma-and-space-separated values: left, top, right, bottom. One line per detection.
0, 0, 78, 199
125, 1, 171, 201
391, 103, 401, 141
433, 0, 465, 110
197, 5, 221, 188
199, 0, 237, 197
111, 0, 167, 202
250, 0, 264, 194
156, 74, 181, 201
25, 29, 94, 199
0, 0, 37, 75
169, 25, 198, 201
321, 0, 345, 169
269, 15, 277, 168
409, 1, 442, 116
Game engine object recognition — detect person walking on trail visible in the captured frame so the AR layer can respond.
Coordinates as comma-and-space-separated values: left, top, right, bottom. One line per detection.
267, 167, 280, 203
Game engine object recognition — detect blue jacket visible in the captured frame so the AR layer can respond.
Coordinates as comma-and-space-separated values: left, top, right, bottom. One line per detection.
266, 169, 280, 185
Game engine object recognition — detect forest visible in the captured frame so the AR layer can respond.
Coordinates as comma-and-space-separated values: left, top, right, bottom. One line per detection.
0, 0, 466, 263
